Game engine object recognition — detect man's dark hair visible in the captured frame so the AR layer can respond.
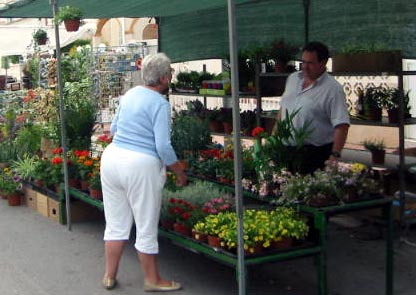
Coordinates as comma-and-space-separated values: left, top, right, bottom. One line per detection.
302, 41, 330, 61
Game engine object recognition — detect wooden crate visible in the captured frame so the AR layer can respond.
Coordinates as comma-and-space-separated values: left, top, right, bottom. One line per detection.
48, 197, 62, 223
36, 192, 49, 217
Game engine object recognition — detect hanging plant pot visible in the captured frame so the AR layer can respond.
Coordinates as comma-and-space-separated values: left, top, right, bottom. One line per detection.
64, 19, 81, 32
36, 37, 48, 45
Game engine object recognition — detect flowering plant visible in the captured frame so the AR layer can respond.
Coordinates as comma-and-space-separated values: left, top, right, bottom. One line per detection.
50, 148, 64, 186
0, 167, 22, 195
96, 134, 112, 149
166, 198, 202, 228
88, 167, 101, 190
72, 150, 97, 181
202, 195, 234, 214
279, 170, 341, 205
202, 208, 309, 254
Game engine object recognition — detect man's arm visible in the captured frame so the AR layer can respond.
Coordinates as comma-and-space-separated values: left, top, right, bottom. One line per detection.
329, 123, 349, 160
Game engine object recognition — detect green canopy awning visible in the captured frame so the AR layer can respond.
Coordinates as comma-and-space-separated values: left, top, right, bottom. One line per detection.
0, 0, 253, 18
2, 0, 416, 60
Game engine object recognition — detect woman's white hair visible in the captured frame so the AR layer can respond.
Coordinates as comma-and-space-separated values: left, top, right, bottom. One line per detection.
141, 53, 171, 86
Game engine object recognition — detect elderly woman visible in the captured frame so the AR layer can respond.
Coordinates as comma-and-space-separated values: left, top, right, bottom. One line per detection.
100, 53, 186, 292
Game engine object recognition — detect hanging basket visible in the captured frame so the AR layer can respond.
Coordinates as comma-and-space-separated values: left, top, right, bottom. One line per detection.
36, 37, 47, 45
64, 19, 81, 32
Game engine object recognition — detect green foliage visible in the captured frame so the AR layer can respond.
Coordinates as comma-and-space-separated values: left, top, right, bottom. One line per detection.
33, 29, 47, 42
171, 114, 212, 159
253, 109, 313, 177
62, 78, 96, 150
10, 154, 38, 181
14, 123, 42, 156
1, 56, 10, 70
55, 6, 83, 24
61, 45, 92, 83
0, 141, 19, 163
362, 138, 385, 151
27, 58, 40, 88
338, 42, 390, 54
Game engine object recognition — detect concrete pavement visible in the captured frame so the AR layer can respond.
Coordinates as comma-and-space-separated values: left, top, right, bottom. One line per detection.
1, 199, 416, 295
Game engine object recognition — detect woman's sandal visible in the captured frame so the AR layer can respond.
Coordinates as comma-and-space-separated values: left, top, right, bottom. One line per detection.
144, 280, 182, 292
102, 277, 117, 290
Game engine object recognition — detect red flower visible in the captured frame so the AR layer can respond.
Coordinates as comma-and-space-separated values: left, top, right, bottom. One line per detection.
51, 157, 63, 165
52, 147, 63, 154
251, 126, 266, 137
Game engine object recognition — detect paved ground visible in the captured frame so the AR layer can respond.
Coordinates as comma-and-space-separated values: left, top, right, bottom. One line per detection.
1, 199, 416, 295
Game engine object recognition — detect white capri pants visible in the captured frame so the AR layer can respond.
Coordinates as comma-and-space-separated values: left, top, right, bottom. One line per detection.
101, 144, 166, 254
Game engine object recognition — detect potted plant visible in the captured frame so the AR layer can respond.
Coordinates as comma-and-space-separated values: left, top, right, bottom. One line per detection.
332, 42, 402, 73
280, 171, 341, 207
33, 29, 48, 45
269, 39, 299, 73
361, 86, 387, 121
362, 138, 386, 165
382, 88, 411, 124
0, 167, 22, 206
88, 169, 102, 199
171, 113, 212, 160
55, 5, 83, 32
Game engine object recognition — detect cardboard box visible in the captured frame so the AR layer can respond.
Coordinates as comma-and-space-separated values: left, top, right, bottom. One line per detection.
36, 192, 49, 217
22, 186, 37, 207
26, 189, 37, 211
48, 198, 62, 223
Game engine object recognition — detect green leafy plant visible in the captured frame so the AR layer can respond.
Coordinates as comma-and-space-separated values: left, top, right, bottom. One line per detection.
10, 154, 38, 181
55, 6, 83, 24
33, 29, 47, 44
362, 138, 385, 151
171, 113, 212, 159
338, 42, 389, 54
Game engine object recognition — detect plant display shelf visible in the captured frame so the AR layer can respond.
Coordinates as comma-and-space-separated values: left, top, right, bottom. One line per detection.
298, 198, 394, 295
158, 228, 323, 293
68, 187, 104, 210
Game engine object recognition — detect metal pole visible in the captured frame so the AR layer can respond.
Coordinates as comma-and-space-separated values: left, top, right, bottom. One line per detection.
50, 0, 71, 230
227, 1, 246, 294
397, 72, 406, 230
303, 0, 310, 44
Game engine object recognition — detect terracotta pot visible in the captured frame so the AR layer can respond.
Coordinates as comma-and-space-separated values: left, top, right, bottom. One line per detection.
207, 235, 221, 247
192, 230, 208, 242
160, 220, 174, 230
36, 37, 47, 45
178, 160, 188, 170
173, 223, 191, 236
80, 180, 90, 191
371, 149, 386, 165
7, 193, 21, 206
269, 237, 293, 250
64, 19, 81, 32
1, 190, 8, 200
89, 188, 103, 200
245, 243, 264, 255
68, 178, 81, 189
363, 106, 382, 121
387, 109, 399, 124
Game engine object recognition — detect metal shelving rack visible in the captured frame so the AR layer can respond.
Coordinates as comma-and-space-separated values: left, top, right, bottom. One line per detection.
91, 44, 157, 124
